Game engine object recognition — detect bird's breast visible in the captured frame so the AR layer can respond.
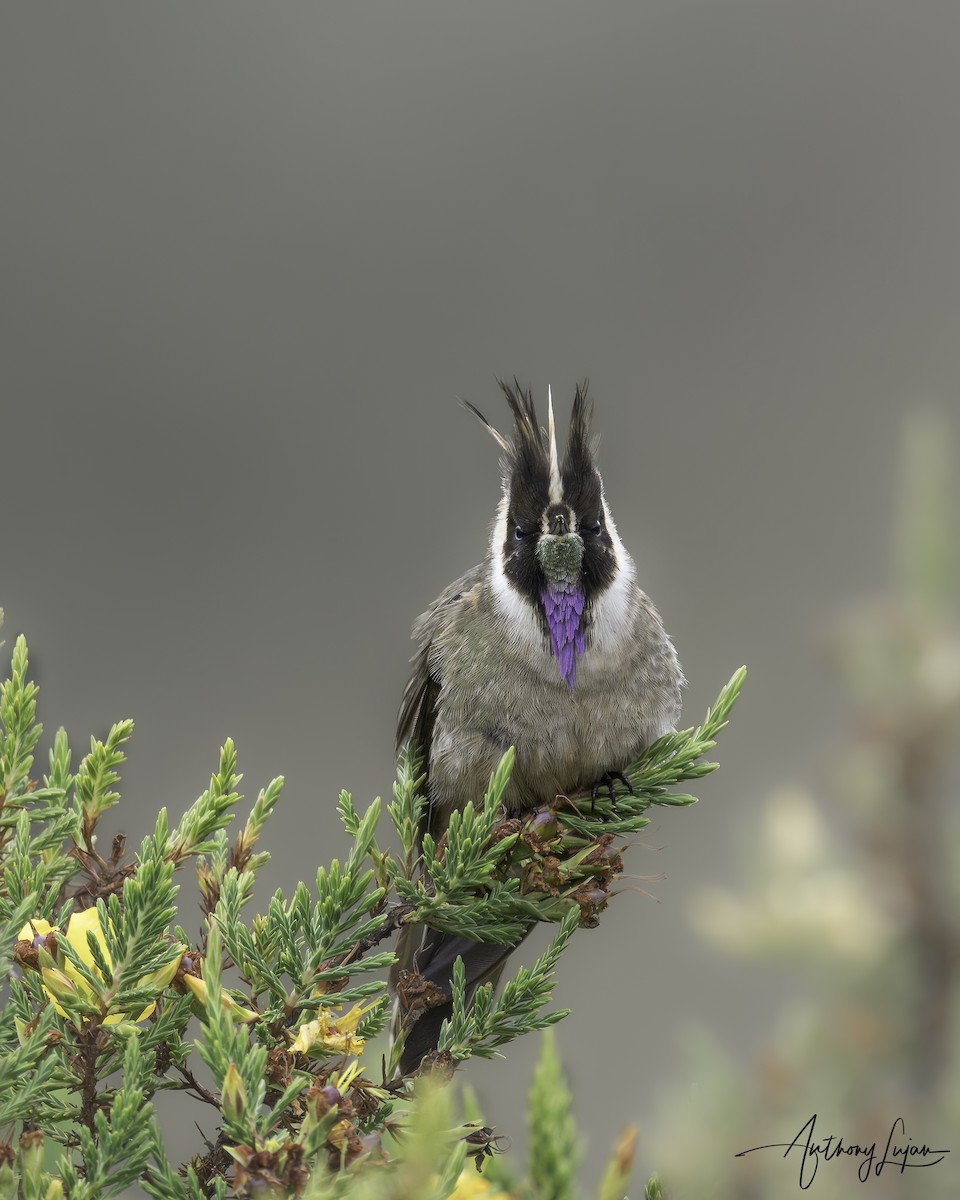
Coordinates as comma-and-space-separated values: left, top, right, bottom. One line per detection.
426, 577, 681, 814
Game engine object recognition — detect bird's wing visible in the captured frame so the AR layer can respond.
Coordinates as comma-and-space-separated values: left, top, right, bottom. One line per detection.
395, 561, 486, 843
392, 562, 494, 1071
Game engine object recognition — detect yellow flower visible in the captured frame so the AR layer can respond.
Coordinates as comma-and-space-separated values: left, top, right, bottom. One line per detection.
330, 1058, 364, 1093
290, 1001, 375, 1057
449, 1169, 511, 1200
221, 1062, 247, 1122
18, 911, 183, 1024
182, 971, 259, 1023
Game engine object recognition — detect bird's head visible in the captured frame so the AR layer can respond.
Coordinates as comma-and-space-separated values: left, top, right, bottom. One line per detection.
466, 380, 628, 689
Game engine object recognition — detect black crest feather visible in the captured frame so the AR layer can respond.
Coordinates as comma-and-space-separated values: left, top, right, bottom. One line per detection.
497, 377, 546, 465
560, 379, 600, 510
461, 380, 544, 456
462, 379, 550, 497
462, 379, 600, 511
564, 380, 595, 474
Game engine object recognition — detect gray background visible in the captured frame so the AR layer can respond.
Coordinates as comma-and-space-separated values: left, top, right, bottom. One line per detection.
3, 1, 959, 1189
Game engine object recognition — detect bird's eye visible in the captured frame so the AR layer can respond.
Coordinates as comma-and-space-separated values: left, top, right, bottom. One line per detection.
581, 518, 603, 535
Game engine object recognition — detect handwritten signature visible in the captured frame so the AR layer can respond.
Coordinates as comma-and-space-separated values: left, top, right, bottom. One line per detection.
736, 1114, 950, 1189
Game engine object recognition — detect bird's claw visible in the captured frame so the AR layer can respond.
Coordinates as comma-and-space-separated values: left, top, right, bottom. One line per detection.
590, 770, 635, 813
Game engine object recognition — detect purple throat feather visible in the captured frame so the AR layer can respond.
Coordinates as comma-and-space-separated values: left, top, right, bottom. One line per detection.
541, 583, 586, 689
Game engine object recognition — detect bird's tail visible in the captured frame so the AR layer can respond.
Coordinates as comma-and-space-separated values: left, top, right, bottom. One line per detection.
389, 921, 531, 1075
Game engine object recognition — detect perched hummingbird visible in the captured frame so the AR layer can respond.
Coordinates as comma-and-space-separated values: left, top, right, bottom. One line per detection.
391, 381, 684, 1072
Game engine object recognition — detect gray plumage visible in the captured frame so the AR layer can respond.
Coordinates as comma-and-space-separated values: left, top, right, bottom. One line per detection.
391, 381, 683, 1072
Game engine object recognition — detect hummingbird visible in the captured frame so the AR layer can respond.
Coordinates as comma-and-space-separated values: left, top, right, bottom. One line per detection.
391, 380, 684, 1073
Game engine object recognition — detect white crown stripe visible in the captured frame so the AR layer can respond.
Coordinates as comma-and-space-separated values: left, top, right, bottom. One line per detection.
547, 384, 562, 504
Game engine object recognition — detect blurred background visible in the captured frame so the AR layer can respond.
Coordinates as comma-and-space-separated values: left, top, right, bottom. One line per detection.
3, 3, 959, 1195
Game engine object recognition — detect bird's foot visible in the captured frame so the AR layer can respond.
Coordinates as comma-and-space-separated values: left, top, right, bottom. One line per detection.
590, 770, 635, 813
